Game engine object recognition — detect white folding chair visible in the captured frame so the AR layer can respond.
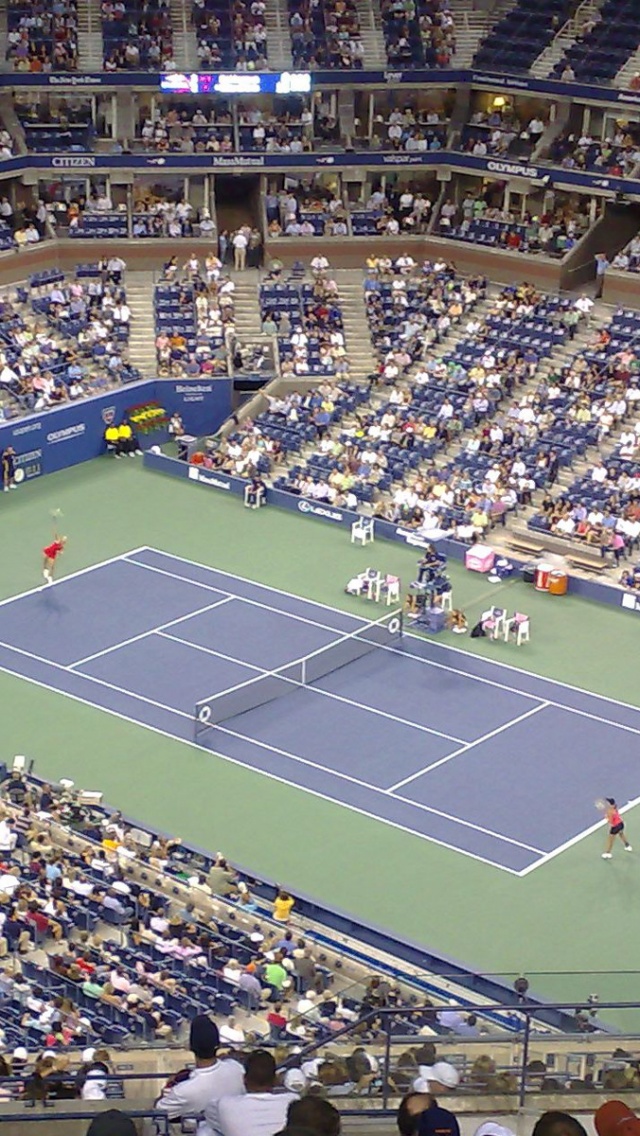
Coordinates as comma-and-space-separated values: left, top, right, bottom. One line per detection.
366, 569, 383, 601
489, 606, 507, 639
382, 575, 400, 605
505, 612, 530, 646
351, 517, 374, 546
438, 589, 453, 611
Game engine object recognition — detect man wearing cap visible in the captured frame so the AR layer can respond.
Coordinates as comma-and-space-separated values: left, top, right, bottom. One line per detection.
154, 1014, 244, 1136
86, 1110, 137, 1136
595, 1101, 640, 1136
397, 1093, 460, 1136
209, 1050, 298, 1136
413, 1060, 460, 1094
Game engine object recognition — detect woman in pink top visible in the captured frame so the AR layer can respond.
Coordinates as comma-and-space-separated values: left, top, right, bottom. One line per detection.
602, 797, 632, 859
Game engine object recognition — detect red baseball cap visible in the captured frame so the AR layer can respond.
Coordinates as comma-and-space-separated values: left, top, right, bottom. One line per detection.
595, 1101, 640, 1136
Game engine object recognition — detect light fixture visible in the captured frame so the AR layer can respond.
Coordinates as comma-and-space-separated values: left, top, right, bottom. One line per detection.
492, 96, 507, 109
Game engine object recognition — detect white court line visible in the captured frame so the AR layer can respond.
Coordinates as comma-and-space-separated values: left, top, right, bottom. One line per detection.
0, 638, 194, 722
68, 596, 234, 669
137, 546, 640, 722
129, 549, 640, 742
68, 599, 234, 667
206, 720, 544, 855
158, 631, 267, 672
518, 794, 640, 877
0, 647, 526, 876
388, 703, 550, 792
0, 546, 150, 612
1, 545, 634, 874
126, 556, 352, 637
160, 630, 465, 745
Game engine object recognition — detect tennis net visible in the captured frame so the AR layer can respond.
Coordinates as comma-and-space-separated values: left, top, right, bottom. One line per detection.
194, 606, 403, 739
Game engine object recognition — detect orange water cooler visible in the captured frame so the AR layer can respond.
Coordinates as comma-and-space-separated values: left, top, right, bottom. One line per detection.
548, 570, 568, 596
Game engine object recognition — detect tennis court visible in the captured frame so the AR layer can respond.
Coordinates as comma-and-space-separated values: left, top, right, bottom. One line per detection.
0, 544, 639, 877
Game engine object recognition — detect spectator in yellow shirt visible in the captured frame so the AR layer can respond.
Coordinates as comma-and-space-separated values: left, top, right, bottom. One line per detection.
273, 890, 294, 922
105, 424, 120, 456
118, 420, 142, 457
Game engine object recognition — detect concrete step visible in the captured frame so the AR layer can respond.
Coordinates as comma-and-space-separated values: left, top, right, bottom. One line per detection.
264, 0, 293, 68
530, 0, 606, 78
77, 0, 104, 70
170, 0, 198, 68
355, 0, 387, 66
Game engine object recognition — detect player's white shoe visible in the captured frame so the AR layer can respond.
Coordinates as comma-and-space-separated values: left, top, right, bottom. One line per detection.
602, 852, 612, 859
626, 844, 633, 852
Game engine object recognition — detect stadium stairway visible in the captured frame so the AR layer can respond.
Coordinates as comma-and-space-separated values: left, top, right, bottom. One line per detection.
0, 3, 7, 72
77, 0, 104, 72
0, 94, 26, 154
124, 271, 158, 377
233, 271, 267, 344
354, 0, 387, 70
448, 0, 518, 68
615, 39, 640, 87
264, 0, 294, 70
334, 268, 378, 384
170, 0, 198, 69
469, 0, 523, 65
530, 0, 606, 79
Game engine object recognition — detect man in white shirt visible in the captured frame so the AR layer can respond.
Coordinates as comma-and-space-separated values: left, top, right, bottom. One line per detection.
155, 1015, 244, 1136
211, 1050, 298, 1136
575, 294, 594, 318
232, 230, 248, 271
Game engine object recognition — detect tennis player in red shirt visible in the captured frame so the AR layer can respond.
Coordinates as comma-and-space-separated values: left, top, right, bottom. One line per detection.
42, 533, 67, 585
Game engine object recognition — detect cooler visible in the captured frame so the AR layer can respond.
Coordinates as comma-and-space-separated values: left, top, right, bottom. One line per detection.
176, 434, 198, 461
549, 570, 568, 596
522, 563, 537, 585
465, 544, 495, 573
535, 562, 552, 591
422, 608, 448, 633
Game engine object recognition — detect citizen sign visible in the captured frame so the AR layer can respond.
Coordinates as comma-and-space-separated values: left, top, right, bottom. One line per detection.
51, 156, 97, 168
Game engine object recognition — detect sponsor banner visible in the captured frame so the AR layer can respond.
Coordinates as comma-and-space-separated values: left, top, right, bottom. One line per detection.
0, 379, 232, 479
15, 148, 638, 197
159, 378, 232, 436
142, 450, 635, 611
0, 66, 633, 112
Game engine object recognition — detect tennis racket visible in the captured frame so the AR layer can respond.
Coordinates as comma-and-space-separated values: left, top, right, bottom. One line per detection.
595, 798, 608, 811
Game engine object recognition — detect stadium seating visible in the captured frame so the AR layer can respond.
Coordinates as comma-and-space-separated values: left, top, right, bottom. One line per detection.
6, 0, 78, 71
473, 0, 573, 73
69, 213, 129, 240
154, 258, 234, 377
0, 768, 540, 1078
0, 266, 140, 417
380, 0, 455, 68
527, 308, 640, 551
102, 0, 173, 70
553, 0, 640, 82
547, 129, 639, 176
194, 0, 268, 70
288, 0, 364, 69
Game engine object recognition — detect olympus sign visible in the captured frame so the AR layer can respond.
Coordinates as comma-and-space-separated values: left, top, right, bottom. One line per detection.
486, 159, 539, 179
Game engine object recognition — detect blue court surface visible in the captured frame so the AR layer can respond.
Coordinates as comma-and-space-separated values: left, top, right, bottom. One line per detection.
0, 545, 639, 876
